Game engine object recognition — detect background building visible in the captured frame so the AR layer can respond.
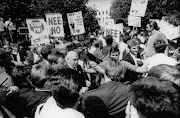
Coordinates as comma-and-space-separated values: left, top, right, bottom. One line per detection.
87, 0, 113, 28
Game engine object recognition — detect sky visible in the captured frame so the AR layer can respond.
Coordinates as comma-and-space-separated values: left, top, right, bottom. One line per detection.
86, 0, 114, 10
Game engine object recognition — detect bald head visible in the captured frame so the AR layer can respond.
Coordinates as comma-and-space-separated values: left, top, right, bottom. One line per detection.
66, 51, 79, 69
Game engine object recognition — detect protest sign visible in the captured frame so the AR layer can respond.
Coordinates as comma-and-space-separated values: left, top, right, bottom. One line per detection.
160, 26, 180, 40
67, 11, 85, 36
130, 0, 148, 17
26, 19, 50, 45
151, 19, 180, 40
46, 13, 64, 38
105, 19, 114, 26
128, 15, 141, 27
104, 23, 123, 43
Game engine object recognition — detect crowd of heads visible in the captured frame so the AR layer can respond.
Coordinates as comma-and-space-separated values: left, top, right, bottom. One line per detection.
0, 20, 180, 118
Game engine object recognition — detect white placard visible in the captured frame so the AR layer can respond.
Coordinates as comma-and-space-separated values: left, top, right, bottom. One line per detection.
104, 23, 123, 43
67, 11, 85, 36
128, 15, 141, 27
160, 26, 180, 40
151, 19, 180, 40
46, 13, 64, 38
105, 19, 114, 26
26, 19, 50, 45
130, 0, 149, 17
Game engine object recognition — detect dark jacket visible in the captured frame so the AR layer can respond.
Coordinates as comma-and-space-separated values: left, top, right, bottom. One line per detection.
18, 88, 51, 117
122, 53, 142, 84
63, 62, 88, 91
80, 81, 130, 118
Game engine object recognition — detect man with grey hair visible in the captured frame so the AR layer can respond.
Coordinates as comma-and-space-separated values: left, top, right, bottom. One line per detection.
65, 51, 89, 94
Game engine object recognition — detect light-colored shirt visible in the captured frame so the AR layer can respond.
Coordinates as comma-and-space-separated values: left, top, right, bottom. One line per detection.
35, 97, 85, 118
144, 53, 177, 71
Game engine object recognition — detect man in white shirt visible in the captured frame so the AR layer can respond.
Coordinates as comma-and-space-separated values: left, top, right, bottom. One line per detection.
35, 77, 85, 118
144, 39, 177, 71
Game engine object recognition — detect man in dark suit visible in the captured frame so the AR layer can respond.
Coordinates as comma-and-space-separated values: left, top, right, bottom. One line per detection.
122, 39, 143, 84
65, 51, 89, 93
18, 64, 51, 118
80, 57, 130, 118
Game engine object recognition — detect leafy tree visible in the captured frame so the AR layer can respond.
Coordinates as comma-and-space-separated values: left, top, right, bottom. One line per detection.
0, 0, 32, 19
110, 0, 131, 24
0, 0, 100, 38
110, 0, 180, 25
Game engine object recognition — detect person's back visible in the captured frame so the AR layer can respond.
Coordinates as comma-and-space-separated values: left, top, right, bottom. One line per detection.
82, 81, 130, 118
35, 75, 85, 118
19, 88, 51, 117
35, 96, 84, 118
146, 32, 167, 57
144, 39, 177, 70
81, 57, 130, 118
93, 40, 104, 61
145, 21, 168, 58
102, 35, 113, 57
125, 76, 180, 118
18, 64, 51, 117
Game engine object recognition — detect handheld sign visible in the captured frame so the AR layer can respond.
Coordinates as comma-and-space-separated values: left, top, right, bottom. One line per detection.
128, 15, 141, 27
160, 26, 180, 40
151, 19, 180, 40
26, 19, 50, 45
46, 13, 64, 38
105, 19, 114, 26
104, 23, 123, 43
130, 0, 149, 17
67, 11, 85, 36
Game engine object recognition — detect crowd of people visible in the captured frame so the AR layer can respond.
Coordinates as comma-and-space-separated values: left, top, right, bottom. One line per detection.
0, 20, 180, 118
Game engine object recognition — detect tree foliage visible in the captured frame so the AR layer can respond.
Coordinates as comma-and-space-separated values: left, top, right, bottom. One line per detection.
110, 0, 131, 24
110, 0, 180, 25
0, 0, 100, 36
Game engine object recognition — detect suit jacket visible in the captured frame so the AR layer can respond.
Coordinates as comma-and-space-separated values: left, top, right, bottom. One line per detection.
63, 62, 88, 90
122, 53, 142, 84
19, 88, 51, 117
81, 81, 130, 118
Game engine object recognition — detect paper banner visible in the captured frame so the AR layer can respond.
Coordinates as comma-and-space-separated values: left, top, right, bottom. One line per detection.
128, 15, 141, 27
67, 11, 85, 36
26, 19, 50, 45
46, 13, 64, 38
130, 0, 149, 17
